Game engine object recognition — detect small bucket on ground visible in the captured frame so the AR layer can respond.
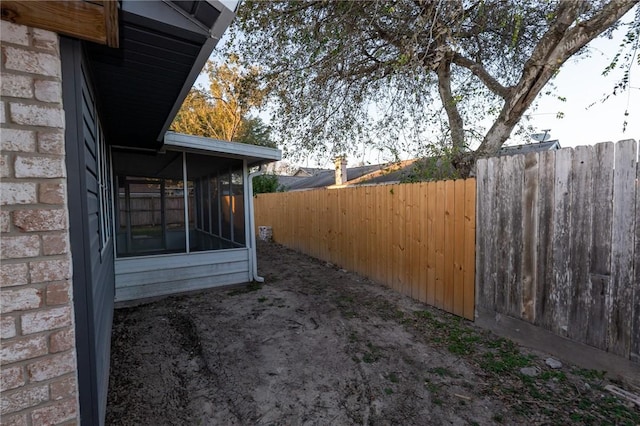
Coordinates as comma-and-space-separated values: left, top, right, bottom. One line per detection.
258, 226, 273, 242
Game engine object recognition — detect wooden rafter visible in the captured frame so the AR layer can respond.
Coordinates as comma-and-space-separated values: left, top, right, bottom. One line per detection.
1, 0, 119, 48
103, 0, 119, 48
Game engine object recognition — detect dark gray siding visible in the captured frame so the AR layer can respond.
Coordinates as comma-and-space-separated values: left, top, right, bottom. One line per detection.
61, 37, 115, 426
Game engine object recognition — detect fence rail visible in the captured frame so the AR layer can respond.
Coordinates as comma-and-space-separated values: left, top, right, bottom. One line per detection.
476, 140, 639, 362
254, 180, 476, 320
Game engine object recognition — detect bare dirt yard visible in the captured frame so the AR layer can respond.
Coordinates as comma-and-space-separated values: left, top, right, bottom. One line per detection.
106, 242, 640, 425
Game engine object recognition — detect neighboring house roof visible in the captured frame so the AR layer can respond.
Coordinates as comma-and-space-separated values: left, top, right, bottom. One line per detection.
283, 161, 417, 191
352, 160, 420, 185
286, 164, 384, 190
277, 175, 310, 190
497, 140, 561, 156
293, 167, 331, 177
282, 141, 562, 191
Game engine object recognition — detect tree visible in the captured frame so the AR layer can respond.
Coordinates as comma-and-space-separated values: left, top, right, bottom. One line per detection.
252, 173, 283, 194
171, 59, 278, 194
229, 0, 639, 176
171, 57, 269, 144
236, 117, 277, 148
171, 87, 219, 137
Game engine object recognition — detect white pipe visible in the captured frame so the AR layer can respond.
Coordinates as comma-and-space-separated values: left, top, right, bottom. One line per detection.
247, 168, 265, 282
183, 152, 190, 253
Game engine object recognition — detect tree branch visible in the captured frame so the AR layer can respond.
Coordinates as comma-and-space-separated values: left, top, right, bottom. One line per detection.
476, 0, 638, 157
560, 0, 639, 58
437, 53, 465, 151
451, 53, 510, 99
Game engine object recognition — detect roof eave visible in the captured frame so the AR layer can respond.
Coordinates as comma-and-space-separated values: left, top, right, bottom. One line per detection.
156, 1, 237, 142
163, 131, 282, 166
86, 0, 237, 150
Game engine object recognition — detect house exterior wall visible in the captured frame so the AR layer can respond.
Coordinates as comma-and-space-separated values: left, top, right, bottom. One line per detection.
60, 37, 115, 426
1, 22, 80, 425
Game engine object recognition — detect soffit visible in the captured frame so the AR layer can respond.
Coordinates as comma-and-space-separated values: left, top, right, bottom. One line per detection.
85, 1, 234, 150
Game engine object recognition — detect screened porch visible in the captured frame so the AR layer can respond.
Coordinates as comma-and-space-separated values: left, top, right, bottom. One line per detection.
112, 133, 280, 302
113, 151, 247, 257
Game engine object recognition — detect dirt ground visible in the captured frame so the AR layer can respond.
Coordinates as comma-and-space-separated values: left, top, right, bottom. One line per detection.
106, 242, 640, 425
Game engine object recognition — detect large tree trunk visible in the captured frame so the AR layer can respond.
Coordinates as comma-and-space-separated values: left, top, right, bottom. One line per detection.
463, 0, 638, 174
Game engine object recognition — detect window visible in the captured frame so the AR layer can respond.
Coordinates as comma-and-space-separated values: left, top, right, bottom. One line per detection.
93, 114, 112, 254
82, 62, 112, 255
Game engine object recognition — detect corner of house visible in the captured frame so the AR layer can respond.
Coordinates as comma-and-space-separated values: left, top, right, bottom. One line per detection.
1, 21, 80, 425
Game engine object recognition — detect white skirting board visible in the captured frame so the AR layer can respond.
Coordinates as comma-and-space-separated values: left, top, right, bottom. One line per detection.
114, 248, 251, 302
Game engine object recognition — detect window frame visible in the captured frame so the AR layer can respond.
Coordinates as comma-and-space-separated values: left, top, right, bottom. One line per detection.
95, 110, 112, 256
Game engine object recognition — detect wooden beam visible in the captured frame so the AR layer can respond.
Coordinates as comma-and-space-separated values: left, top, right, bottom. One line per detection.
103, 0, 119, 48
1, 1, 119, 48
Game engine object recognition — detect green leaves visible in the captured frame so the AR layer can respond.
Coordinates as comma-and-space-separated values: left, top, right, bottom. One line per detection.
252, 174, 282, 195
170, 58, 273, 147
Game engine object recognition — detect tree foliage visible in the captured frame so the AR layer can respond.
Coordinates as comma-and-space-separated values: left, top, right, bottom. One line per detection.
171, 88, 217, 137
171, 59, 279, 194
229, 0, 639, 175
252, 173, 283, 194
170, 57, 274, 147
236, 117, 277, 148
597, 6, 640, 132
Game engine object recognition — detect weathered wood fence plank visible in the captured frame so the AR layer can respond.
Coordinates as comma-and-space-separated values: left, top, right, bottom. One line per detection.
632, 162, 640, 363
609, 140, 637, 356
535, 149, 556, 329
522, 152, 539, 323
587, 142, 614, 350
475, 140, 638, 364
475, 158, 489, 310
509, 155, 524, 320
552, 148, 573, 337
496, 157, 508, 312
568, 145, 593, 343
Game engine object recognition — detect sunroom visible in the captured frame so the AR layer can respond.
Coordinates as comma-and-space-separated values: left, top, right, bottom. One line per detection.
112, 132, 281, 302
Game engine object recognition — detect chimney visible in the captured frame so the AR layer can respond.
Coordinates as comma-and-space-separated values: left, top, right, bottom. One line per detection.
334, 156, 348, 185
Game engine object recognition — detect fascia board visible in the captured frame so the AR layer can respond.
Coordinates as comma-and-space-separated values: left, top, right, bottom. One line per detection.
163, 131, 282, 164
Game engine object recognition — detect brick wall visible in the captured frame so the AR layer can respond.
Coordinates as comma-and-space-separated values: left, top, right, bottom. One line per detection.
1, 22, 80, 425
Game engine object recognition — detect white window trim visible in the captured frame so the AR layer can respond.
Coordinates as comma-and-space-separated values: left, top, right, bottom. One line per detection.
96, 117, 112, 255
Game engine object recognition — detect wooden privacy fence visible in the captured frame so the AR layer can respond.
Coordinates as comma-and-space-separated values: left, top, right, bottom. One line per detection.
254, 180, 476, 320
476, 140, 639, 362
119, 196, 192, 227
